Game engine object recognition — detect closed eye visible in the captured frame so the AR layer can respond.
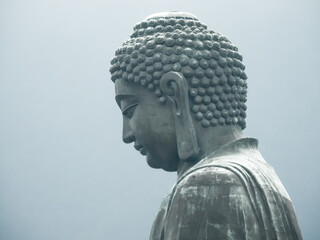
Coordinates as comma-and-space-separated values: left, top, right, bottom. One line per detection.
122, 103, 138, 118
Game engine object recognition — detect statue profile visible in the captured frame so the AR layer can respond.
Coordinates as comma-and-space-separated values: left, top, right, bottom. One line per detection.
109, 11, 302, 240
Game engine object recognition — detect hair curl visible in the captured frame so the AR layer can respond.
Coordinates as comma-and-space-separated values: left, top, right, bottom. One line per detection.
110, 14, 248, 129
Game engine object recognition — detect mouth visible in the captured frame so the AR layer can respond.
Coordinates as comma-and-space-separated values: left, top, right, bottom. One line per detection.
134, 143, 146, 156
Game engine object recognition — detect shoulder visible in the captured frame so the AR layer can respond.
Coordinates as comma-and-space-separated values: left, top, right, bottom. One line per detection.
177, 165, 243, 191
169, 165, 249, 209
164, 165, 260, 239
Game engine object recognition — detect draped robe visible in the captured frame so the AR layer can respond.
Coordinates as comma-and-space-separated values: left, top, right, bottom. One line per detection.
150, 138, 302, 240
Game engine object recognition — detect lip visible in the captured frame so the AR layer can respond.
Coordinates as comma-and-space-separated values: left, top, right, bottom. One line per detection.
134, 143, 147, 156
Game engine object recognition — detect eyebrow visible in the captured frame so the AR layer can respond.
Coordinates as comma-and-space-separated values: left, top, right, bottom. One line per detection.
115, 95, 138, 109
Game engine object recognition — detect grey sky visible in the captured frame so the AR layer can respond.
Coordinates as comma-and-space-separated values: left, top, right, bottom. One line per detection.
1, 0, 319, 239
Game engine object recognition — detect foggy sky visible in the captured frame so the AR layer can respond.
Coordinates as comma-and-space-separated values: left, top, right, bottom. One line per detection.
1, 0, 319, 239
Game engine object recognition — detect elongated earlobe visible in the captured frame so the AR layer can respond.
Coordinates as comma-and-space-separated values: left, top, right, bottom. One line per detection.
160, 72, 199, 162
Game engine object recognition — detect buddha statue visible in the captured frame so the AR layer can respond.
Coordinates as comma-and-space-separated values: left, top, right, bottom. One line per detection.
109, 11, 302, 240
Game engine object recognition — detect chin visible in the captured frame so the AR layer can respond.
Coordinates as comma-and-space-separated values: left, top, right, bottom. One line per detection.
162, 166, 178, 172
146, 154, 178, 172
146, 155, 162, 169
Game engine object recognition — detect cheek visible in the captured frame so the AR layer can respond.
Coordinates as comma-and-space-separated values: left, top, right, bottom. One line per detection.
133, 115, 162, 143
132, 107, 176, 148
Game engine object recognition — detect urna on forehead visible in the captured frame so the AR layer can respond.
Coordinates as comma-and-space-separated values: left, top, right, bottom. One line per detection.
110, 11, 248, 129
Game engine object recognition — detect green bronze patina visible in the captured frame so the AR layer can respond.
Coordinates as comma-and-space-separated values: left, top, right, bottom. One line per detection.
110, 11, 302, 240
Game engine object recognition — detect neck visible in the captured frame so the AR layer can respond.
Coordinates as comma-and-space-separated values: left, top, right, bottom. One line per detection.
177, 125, 243, 179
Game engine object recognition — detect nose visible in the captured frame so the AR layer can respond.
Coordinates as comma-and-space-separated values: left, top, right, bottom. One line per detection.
122, 117, 135, 143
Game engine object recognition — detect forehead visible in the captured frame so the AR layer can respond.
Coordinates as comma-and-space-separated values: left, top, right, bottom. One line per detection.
115, 78, 137, 96
115, 78, 142, 99
115, 77, 162, 102
115, 79, 145, 105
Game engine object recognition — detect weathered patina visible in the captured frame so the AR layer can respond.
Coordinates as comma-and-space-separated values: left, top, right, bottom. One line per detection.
110, 11, 302, 240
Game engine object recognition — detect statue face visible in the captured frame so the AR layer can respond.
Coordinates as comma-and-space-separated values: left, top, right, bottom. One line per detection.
115, 79, 180, 171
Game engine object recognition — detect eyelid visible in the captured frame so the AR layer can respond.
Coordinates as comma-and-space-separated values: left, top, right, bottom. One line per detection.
122, 103, 138, 117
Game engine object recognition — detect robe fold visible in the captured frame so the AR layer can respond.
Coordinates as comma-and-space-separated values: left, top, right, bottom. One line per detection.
150, 138, 302, 240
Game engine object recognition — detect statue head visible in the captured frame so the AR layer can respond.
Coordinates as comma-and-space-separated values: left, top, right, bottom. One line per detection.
110, 12, 248, 173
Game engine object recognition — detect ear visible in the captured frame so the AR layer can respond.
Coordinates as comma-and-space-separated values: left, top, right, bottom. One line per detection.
160, 72, 199, 162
